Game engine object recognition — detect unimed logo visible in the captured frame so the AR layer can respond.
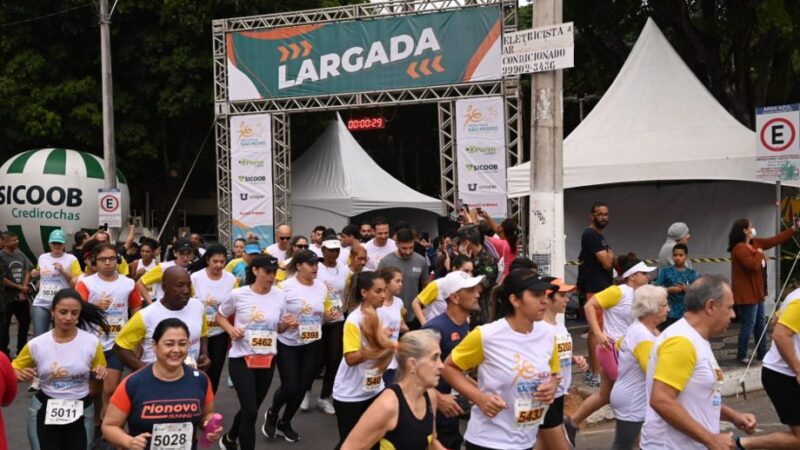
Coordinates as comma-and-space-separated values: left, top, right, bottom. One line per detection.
238, 175, 266, 183
141, 399, 201, 420
466, 164, 498, 172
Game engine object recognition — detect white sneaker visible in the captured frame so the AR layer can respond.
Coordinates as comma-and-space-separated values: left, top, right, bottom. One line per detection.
299, 392, 312, 412
317, 397, 335, 415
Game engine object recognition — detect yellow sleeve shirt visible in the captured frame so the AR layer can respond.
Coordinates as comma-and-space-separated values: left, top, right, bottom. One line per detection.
450, 327, 484, 371
139, 264, 164, 287
633, 341, 655, 374
417, 281, 440, 306
595, 285, 623, 310
653, 336, 697, 391
115, 312, 147, 350
343, 321, 361, 354
69, 259, 83, 276
778, 301, 800, 333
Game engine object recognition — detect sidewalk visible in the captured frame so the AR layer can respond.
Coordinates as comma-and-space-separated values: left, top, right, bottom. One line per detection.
564, 320, 768, 425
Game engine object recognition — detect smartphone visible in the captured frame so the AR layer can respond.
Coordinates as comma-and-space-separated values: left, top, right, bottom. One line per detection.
421, 231, 429, 241
100, 223, 108, 231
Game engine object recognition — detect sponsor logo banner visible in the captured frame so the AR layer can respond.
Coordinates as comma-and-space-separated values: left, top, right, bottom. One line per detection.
456, 96, 507, 217
226, 7, 502, 100
230, 114, 274, 245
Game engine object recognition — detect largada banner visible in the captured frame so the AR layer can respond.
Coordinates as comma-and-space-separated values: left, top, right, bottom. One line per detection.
456, 96, 507, 217
231, 114, 274, 246
226, 7, 502, 100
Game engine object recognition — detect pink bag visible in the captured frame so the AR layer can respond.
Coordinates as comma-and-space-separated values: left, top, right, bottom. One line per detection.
595, 340, 619, 381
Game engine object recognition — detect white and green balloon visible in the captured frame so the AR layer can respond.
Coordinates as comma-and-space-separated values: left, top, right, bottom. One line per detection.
0, 148, 129, 260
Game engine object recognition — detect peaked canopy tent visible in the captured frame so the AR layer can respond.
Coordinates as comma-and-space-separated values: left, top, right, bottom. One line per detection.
508, 18, 796, 300
291, 114, 443, 234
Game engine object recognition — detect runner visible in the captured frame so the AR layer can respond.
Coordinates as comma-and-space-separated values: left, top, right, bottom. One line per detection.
232, 238, 246, 260
225, 239, 262, 286
537, 279, 588, 450
340, 329, 445, 450
75, 242, 142, 442
364, 217, 396, 271
608, 285, 668, 450
30, 229, 82, 336
564, 254, 656, 446
216, 255, 294, 450
114, 266, 210, 372
442, 269, 559, 450
309, 226, 326, 257
266, 225, 293, 263
337, 225, 360, 266
265, 250, 337, 442
379, 266, 409, 385
412, 255, 473, 325
333, 271, 395, 449
128, 237, 159, 292
190, 244, 237, 392
421, 270, 484, 450
136, 238, 195, 305
102, 318, 223, 450
640, 275, 756, 450
308, 236, 350, 415
737, 286, 800, 449
13, 288, 108, 450
275, 236, 311, 283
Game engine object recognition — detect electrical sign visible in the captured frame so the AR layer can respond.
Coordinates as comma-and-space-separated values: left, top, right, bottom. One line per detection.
347, 117, 385, 131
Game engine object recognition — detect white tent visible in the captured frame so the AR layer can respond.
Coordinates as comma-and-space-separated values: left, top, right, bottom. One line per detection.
507, 18, 791, 300
290, 114, 443, 234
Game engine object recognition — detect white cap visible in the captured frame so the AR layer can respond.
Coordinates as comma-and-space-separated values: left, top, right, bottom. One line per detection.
322, 239, 341, 250
442, 271, 485, 297
622, 261, 657, 279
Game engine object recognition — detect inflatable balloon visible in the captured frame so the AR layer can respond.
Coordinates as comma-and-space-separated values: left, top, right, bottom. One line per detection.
0, 148, 130, 260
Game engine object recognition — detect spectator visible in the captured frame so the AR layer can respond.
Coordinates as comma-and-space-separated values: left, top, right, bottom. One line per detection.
309, 225, 326, 257
655, 243, 699, 330
728, 218, 797, 363
338, 225, 360, 266
657, 222, 691, 270
577, 202, 615, 386
364, 217, 396, 271
0, 231, 31, 357
191, 233, 206, 257
71, 231, 90, 271
359, 222, 374, 243
456, 225, 498, 327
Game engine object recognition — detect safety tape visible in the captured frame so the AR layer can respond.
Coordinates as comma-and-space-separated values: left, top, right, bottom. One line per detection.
565, 255, 796, 266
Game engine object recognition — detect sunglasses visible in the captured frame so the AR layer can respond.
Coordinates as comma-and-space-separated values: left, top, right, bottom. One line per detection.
279, 236, 292, 241
295, 244, 310, 249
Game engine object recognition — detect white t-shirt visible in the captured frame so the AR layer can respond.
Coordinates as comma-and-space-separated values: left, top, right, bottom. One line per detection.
13, 329, 104, 399
265, 243, 288, 263
316, 262, 348, 322
76, 274, 141, 350
610, 320, 657, 422
218, 285, 287, 358
310, 244, 324, 257
364, 238, 397, 271
136, 259, 162, 300
277, 277, 328, 346
139, 260, 177, 301
379, 296, 404, 370
451, 319, 560, 450
336, 246, 352, 267
333, 307, 385, 402
115, 298, 206, 364
763, 287, 800, 377
191, 269, 237, 338
595, 284, 636, 341
640, 318, 723, 450
416, 278, 448, 322
34, 252, 81, 307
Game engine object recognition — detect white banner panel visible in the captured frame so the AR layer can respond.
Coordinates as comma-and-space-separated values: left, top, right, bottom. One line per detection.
230, 114, 274, 246
455, 96, 507, 217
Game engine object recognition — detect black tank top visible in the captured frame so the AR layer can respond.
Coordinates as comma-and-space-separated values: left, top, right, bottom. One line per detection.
380, 384, 434, 450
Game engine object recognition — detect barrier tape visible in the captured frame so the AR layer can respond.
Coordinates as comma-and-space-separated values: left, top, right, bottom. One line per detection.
565, 255, 797, 266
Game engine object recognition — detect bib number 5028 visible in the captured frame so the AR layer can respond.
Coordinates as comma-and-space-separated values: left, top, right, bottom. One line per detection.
152, 433, 187, 447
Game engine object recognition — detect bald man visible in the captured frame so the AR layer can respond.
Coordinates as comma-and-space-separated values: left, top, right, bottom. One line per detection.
113, 266, 210, 371
266, 224, 293, 263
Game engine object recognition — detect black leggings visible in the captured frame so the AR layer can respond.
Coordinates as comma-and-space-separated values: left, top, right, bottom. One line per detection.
333, 397, 378, 450
35, 394, 92, 450
206, 333, 230, 393
227, 357, 276, 450
311, 321, 343, 399
271, 340, 321, 422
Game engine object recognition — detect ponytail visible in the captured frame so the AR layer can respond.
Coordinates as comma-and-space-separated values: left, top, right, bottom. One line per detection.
348, 272, 395, 372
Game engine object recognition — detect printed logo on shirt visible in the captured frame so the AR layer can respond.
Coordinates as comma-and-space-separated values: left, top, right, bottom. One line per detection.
450, 331, 460, 341
246, 306, 265, 325
141, 399, 202, 420
511, 353, 537, 385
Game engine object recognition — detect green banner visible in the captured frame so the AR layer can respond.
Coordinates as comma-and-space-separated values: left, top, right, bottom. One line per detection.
226, 7, 502, 100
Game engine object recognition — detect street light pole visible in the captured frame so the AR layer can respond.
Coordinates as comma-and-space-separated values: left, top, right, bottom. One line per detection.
100, 0, 116, 191
528, 0, 565, 279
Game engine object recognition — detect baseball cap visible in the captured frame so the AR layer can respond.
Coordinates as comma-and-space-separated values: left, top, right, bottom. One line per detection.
621, 261, 656, 279
520, 275, 558, 292
251, 255, 279, 270
244, 240, 261, 255
48, 229, 67, 244
442, 271, 485, 297
322, 239, 341, 250
174, 238, 194, 253
549, 278, 576, 293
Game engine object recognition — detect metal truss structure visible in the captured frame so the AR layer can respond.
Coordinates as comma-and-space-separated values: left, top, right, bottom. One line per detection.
213, 0, 522, 245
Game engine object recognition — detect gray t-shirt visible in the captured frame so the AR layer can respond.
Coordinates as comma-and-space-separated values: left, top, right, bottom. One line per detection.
378, 251, 429, 322
0, 249, 30, 301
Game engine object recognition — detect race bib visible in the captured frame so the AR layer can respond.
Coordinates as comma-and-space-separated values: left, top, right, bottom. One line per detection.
151, 422, 193, 450
299, 322, 322, 344
329, 291, 344, 316
44, 399, 83, 425
363, 368, 382, 392
247, 329, 277, 355
39, 283, 61, 301
107, 311, 125, 338
556, 334, 572, 368
205, 310, 222, 335
712, 364, 724, 407
514, 397, 547, 429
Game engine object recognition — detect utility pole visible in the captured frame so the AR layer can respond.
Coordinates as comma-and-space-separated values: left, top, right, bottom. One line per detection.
100, 0, 116, 191
528, 0, 565, 279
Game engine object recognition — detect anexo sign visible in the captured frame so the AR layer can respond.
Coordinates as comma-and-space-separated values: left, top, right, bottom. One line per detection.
226, 7, 502, 100
0, 149, 130, 260
756, 104, 800, 181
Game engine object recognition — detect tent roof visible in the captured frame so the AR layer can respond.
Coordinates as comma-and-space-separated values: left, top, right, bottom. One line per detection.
291, 114, 442, 216
508, 18, 790, 197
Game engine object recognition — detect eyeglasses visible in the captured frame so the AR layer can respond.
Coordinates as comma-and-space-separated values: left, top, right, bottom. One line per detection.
295, 244, 309, 249
279, 236, 291, 241
95, 256, 117, 263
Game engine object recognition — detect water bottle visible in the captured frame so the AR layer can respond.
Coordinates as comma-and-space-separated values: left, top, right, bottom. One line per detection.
198, 413, 223, 447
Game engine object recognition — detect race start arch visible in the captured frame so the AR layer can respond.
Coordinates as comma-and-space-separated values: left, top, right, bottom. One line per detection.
213, 0, 523, 246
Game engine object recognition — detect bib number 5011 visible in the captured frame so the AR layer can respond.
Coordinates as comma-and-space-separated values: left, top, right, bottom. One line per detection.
44, 399, 83, 425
